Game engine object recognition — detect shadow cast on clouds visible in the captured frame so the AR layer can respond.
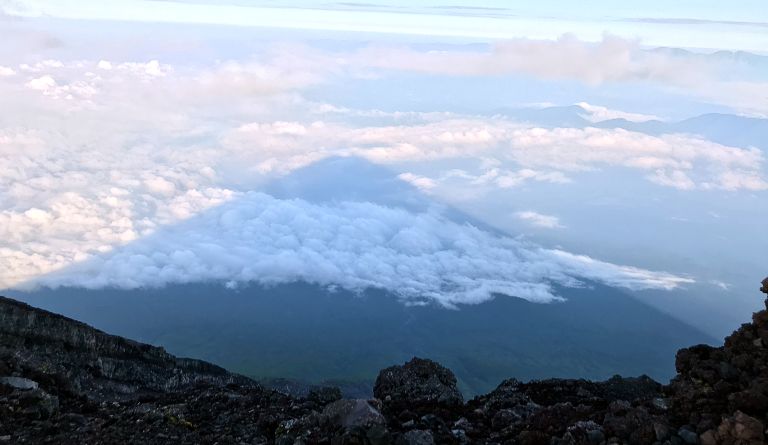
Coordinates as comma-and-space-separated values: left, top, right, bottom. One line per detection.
16, 158, 694, 307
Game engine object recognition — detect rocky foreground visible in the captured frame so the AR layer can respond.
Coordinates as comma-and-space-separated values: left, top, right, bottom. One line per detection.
1, 280, 768, 444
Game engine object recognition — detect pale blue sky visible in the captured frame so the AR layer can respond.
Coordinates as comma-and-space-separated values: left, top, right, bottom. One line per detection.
4, 0, 768, 52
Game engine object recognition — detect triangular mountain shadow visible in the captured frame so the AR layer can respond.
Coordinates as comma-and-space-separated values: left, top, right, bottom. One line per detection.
265, 157, 425, 207
5, 156, 714, 396
263, 156, 508, 235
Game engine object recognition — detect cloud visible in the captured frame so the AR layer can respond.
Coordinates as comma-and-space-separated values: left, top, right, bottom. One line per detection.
0, 113, 699, 299
623, 17, 768, 28
495, 169, 571, 188
710, 280, 731, 291
25, 192, 692, 306
649, 169, 696, 190
0, 50, 757, 299
0, 122, 237, 289
224, 117, 767, 191
439, 168, 571, 190
3, 13, 768, 113
0, 52, 341, 289
351, 35, 715, 87
576, 102, 660, 123
515, 211, 565, 229
344, 36, 768, 115
397, 172, 436, 191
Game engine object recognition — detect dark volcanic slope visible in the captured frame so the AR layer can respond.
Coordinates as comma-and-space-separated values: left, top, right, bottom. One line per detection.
0, 296, 254, 400
0, 295, 327, 444
1, 278, 768, 444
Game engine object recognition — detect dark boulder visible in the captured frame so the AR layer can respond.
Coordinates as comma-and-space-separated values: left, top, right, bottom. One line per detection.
667, 276, 768, 433
321, 398, 386, 429
307, 386, 343, 406
374, 357, 463, 408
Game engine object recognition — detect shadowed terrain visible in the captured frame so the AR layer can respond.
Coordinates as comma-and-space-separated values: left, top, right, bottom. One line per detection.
1, 279, 766, 444
8, 280, 712, 397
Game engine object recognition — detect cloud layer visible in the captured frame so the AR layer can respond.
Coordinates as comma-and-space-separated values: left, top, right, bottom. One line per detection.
0, 34, 762, 304
30, 192, 692, 306
0, 54, 764, 293
224, 117, 767, 192
352, 35, 712, 86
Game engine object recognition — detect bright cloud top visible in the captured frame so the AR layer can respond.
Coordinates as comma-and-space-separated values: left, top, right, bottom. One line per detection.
515, 211, 565, 229
29, 192, 692, 306
576, 102, 660, 123
225, 118, 767, 191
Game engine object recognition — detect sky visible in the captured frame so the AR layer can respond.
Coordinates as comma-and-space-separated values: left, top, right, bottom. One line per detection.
0, 0, 766, 335
4, 0, 768, 51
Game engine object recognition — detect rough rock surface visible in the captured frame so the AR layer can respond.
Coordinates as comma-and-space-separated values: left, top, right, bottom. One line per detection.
0, 296, 254, 400
375, 357, 463, 408
665, 277, 768, 444
2, 278, 768, 444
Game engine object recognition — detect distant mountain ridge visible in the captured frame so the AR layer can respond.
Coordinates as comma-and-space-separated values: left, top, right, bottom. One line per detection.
595, 113, 768, 150
495, 106, 768, 150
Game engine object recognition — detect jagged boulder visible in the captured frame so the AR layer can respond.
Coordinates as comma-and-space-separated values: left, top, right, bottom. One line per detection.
400, 429, 435, 445
307, 386, 343, 406
666, 276, 768, 439
699, 411, 765, 445
374, 357, 463, 408
321, 399, 386, 429
0, 376, 38, 390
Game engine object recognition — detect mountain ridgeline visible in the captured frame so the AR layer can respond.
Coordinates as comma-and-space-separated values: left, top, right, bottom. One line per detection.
1, 278, 768, 444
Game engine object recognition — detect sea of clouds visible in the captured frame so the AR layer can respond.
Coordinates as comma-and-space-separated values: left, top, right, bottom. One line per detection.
2, 23, 766, 303
30, 192, 692, 306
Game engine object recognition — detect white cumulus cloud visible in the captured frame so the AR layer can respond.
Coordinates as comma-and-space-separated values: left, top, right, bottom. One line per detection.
576, 102, 660, 123
397, 172, 436, 191
224, 117, 767, 191
515, 211, 565, 229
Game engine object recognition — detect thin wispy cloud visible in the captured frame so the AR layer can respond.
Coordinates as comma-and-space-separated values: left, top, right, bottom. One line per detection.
515, 211, 565, 229
623, 17, 768, 28
576, 102, 660, 123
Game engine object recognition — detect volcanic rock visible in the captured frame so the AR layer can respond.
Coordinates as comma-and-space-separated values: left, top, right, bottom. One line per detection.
374, 357, 464, 408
